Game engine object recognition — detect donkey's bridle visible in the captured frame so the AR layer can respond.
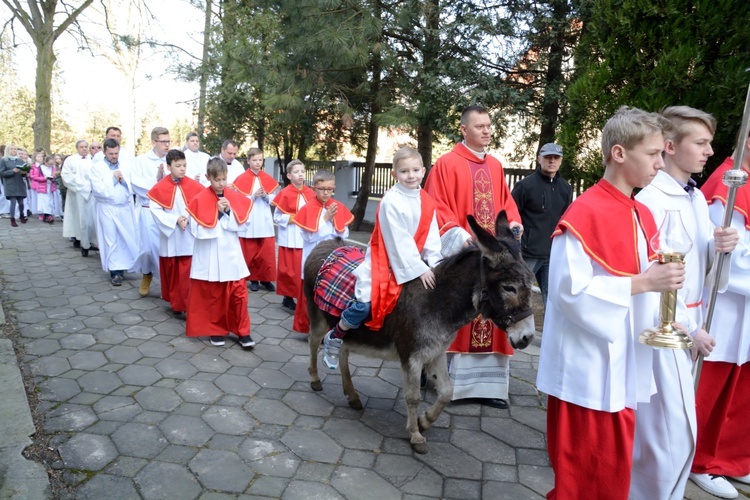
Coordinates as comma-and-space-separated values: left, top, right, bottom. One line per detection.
478, 253, 533, 330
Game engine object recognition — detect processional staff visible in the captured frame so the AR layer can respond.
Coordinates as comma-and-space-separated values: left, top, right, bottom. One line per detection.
692, 79, 750, 392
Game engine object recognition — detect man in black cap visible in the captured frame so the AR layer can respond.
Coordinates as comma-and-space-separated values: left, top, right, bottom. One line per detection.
511, 142, 573, 307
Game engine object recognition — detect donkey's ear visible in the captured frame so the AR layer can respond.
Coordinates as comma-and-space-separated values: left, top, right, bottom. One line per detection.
494, 210, 515, 240
467, 215, 501, 253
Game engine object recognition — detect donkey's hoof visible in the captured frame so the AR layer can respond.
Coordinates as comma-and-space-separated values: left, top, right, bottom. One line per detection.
348, 398, 363, 410
411, 441, 428, 454
310, 380, 323, 391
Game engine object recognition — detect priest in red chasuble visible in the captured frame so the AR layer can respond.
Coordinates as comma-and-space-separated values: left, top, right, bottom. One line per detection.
424, 104, 523, 410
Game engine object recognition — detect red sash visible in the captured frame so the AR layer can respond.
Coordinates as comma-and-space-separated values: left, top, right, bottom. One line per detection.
147, 176, 204, 210
366, 190, 436, 330
700, 157, 750, 230
186, 187, 253, 228
292, 198, 354, 233
272, 184, 316, 216
233, 169, 280, 197
553, 179, 657, 276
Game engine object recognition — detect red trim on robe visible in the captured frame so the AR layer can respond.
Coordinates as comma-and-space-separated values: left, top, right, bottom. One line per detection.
552, 179, 658, 277
365, 190, 435, 330
147, 175, 204, 210
292, 198, 354, 233
272, 184, 316, 216
700, 157, 750, 230
186, 187, 253, 229
233, 169, 280, 197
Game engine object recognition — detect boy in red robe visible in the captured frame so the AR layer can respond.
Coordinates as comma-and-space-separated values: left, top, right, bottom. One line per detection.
291, 169, 353, 333
272, 160, 315, 311
233, 148, 280, 292
185, 157, 255, 348
147, 149, 204, 316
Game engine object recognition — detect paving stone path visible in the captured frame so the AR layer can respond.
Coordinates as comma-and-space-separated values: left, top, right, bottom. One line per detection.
1, 220, 726, 499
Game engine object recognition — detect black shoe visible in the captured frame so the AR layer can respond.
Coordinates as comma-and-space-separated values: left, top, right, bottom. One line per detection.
281, 296, 296, 311
81, 248, 89, 257
89, 245, 99, 251
210, 336, 226, 346
478, 398, 509, 409
249, 281, 260, 292
261, 281, 276, 291
73, 239, 81, 248
238, 335, 256, 349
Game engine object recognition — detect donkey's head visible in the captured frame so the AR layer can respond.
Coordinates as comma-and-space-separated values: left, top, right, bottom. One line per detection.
467, 211, 535, 350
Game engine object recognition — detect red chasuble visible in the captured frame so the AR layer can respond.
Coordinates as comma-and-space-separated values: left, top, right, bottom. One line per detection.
366, 190, 436, 331
292, 198, 354, 233
233, 169, 280, 197
272, 184, 316, 216
553, 179, 658, 276
701, 157, 750, 230
425, 143, 521, 355
186, 187, 253, 228
147, 175, 204, 209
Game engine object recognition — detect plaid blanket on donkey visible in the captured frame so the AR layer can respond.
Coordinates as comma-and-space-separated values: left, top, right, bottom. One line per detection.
314, 246, 365, 316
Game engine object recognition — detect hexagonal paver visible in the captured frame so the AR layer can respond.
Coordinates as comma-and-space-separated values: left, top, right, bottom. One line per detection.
78, 371, 123, 394
213, 374, 260, 397
282, 391, 334, 417
188, 449, 252, 493
188, 353, 231, 374
117, 365, 161, 386
451, 429, 516, 464
60, 333, 96, 350
323, 418, 384, 450
105, 346, 144, 364
415, 441, 482, 479
154, 358, 197, 379
30, 356, 71, 377
76, 474, 140, 500
134, 387, 182, 412
112, 423, 169, 459
175, 380, 221, 404
24, 338, 62, 356
281, 428, 343, 464
249, 368, 295, 390
482, 418, 546, 450
59, 433, 118, 471
69, 351, 108, 370
331, 466, 402, 499
159, 415, 214, 447
138, 340, 174, 358
45, 404, 98, 432
244, 399, 298, 426
202, 406, 255, 435
38, 377, 81, 402
134, 462, 201, 500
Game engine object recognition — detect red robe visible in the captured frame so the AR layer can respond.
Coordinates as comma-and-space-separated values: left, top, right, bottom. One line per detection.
272, 184, 316, 298
701, 157, 750, 229
424, 143, 521, 355
272, 184, 316, 216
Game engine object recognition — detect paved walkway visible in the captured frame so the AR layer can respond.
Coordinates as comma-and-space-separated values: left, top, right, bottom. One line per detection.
0, 220, 739, 499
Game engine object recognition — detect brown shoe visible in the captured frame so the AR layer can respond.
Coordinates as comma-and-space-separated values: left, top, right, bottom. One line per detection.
10, 218, 17, 227
19, 216, 27, 224
139, 273, 153, 297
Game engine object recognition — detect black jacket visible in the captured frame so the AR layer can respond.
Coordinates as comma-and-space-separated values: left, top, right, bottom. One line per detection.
511, 169, 573, 259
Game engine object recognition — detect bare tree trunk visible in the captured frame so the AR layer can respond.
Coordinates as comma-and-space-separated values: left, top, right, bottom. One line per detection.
538, 0, 569, 149
417, 0, 439, 175
418, 125, 433, 178
351, 110, 379, 230
198, 0, 212, 142
33, 39, 55, 153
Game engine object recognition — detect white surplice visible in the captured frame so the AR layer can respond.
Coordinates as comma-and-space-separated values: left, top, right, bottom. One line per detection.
189, 212, 250, 282
131, 149, 164, 275
300, 213, 350, 269
274, 194, 307, 250
149, 185, 194, 258
184, 149, 211, 186
238, 174, 277, 239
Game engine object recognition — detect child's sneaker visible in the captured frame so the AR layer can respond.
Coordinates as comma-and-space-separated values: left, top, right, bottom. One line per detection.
323, 330, 343, 370
238, 335, 256, 349
210, 336, 226, 346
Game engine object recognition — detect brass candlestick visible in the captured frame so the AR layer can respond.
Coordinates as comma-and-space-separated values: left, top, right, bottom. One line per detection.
638, 210, 694, 349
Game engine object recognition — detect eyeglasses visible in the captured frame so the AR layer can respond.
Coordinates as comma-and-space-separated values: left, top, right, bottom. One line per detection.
156, 140, 171, 145
315, 187, 334, 193
90, 146, 102, 150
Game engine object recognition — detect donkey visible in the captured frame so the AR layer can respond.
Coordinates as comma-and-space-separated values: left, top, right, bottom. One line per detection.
304, 210, 535, 454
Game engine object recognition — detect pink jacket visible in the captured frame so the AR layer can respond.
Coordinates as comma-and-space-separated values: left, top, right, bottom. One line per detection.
29, 164, 58, 193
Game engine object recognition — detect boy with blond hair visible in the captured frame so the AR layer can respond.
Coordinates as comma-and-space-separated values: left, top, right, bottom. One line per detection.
272, 160, 316, 311
634, 106, 739, 499
291, 169, 353, 333
536, 106, 686, 498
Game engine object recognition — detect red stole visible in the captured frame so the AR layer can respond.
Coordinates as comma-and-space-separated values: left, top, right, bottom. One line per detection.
186, 187, 252, 229
701, 157, 750, 230
272, 184, 316, 216
147, 176, 204, 210
233, 169, 280, 197
366, 190, 436, 331
553, 179, 657, 276
292, 198, 354, 233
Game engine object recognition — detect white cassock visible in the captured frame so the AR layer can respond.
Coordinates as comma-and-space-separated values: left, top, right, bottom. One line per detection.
90, 160, 138, 273
184, 149, 211, 187
149, 189, 194, 258
226, 159, 245, 186
353, 183, 442, 301
301, 214, 350, 269
131, 150, 164, 275
274, 193, 306, 249
536, 230, 659, 411
238, 177, 277, 239
632, 170, 727, 499
189, 213, 249, 282
92, 148, 135, 166
62, 155, 98, 249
